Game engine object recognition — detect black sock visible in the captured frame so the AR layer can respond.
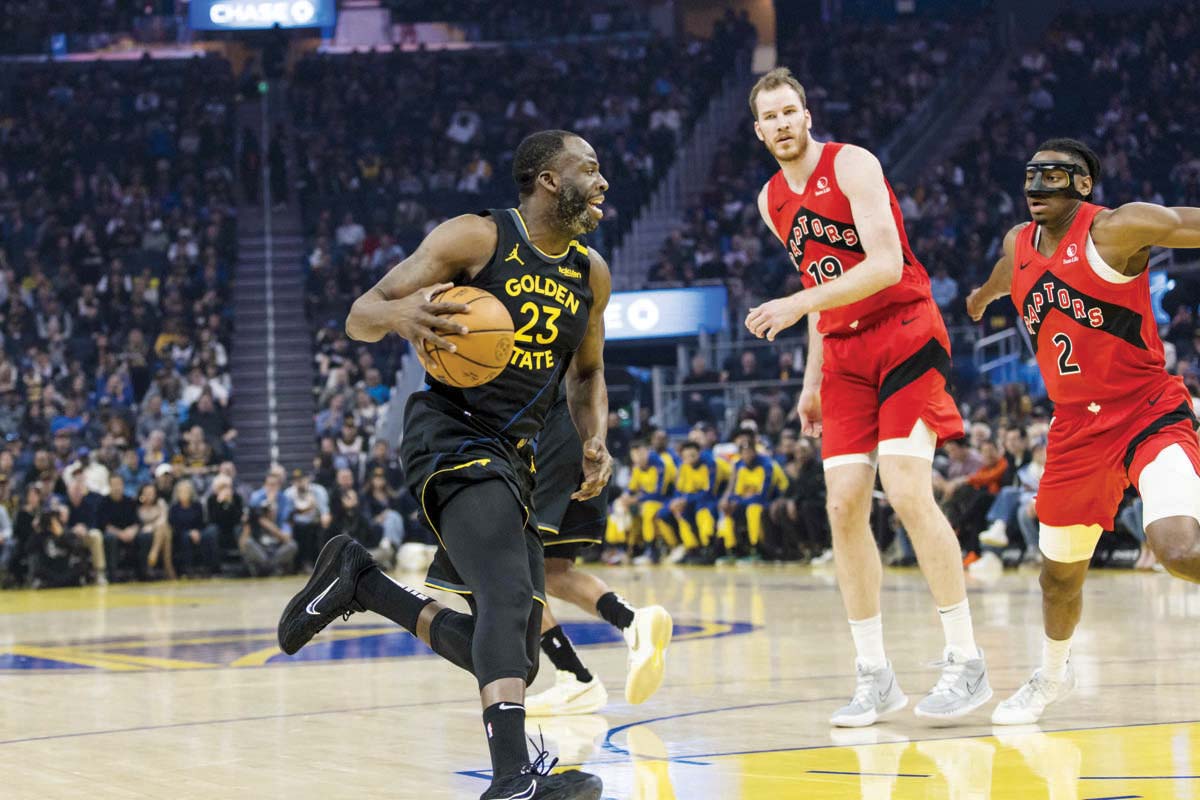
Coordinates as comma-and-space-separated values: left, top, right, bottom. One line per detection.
596, 591, 636, 630
540, 625, 593, 683
482, 702, 529, 779
353, 566, 434, 634
428, 607, 475, 673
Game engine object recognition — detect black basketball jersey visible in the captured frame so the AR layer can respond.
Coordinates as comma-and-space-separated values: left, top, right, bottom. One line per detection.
426, 208, 594, 441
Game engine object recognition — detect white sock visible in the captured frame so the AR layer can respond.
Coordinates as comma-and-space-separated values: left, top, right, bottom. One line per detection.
937, 598, 980, 660
1042, 634, 1071, 681
849, 614, 887, 670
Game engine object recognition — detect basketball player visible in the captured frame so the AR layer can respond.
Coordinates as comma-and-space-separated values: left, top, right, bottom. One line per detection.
524, 393, 673, 717
744, 68, 990, 725
277, 130, 611, 800
966, 138, 1200, 724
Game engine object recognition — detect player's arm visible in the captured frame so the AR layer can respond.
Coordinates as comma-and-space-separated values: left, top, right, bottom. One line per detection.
966, 223, 1024, 322
746, 146, 903, 341
1093, 202, 1200, 269
566, 248, 613, 501
345, 214, 495, 347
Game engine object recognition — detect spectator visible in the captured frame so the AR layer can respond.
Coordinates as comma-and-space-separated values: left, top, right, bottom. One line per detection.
329, 487, 394, 567
284, 468, 330, 570
170, 479, 216, 577
27, 497, 91, 589
101, 474, 149, 582
137, 483, 175, 580
242, 470, 297, 577
205, 473, 245, 568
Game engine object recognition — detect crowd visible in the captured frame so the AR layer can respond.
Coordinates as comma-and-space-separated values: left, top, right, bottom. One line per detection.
0, 56, 241, 588
381, 0, 651, 42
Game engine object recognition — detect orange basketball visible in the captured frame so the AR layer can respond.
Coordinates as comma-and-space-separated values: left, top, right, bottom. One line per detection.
416, 286, 514, 388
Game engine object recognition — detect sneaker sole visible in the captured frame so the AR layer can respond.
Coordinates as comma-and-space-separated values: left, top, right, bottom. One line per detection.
625, 607, 673, 705
537, 774, 603, 800
913, 686, 994, 719
277, 535, 353, 654
830, 692, 909, 728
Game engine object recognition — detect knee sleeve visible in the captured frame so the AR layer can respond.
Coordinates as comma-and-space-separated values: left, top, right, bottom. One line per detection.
438, 480, 536, 688
1139, 444, 1200, 527
1039, 523, 1103, 564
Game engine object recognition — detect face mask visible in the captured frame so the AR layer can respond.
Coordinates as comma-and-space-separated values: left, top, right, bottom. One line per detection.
1024, 160, 1089, 200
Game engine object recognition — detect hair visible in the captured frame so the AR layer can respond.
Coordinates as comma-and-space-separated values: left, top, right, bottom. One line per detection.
1035, 137, 1101, 199
630, 437, 650, 450
734, 427, 758, 444
512, 129, 578, 197
680, 441, 701, 453
748, 67, 807, 119
172, 478, 195, 504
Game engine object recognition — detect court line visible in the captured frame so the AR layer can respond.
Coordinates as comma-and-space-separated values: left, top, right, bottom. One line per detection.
0, 697, 470, 747
1085, 795, 1141, 799
808, 769, 931, 778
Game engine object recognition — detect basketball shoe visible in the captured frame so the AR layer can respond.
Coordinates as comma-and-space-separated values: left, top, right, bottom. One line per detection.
277, 534, 375, 655
913, 647, 993, 719
991, 664, 1076, 725
624, 605, 673, 704
526, 671, 609, 717
481, 739, 603, 800
830, 660, 908, 727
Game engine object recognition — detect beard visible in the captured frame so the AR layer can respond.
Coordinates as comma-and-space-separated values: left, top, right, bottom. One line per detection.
767, 133, 807, 163
555, 181, 597, 234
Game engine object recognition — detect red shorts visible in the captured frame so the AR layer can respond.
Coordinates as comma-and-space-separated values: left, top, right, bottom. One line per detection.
1037, 376, 1200, 529
820, 298, 964, 460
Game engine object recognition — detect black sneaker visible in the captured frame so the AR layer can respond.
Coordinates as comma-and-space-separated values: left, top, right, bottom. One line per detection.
480, 736, 602, 800
277, 534, 375, 655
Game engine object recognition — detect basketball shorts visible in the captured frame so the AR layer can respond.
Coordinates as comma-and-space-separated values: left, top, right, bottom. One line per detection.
1036, 377, 1200, 533
531, 399, 608, 559
820, 298, 964, 464
400, 391, 545, 604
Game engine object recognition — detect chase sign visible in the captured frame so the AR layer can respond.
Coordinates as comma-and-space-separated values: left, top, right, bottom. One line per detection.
189, 0, 336, 30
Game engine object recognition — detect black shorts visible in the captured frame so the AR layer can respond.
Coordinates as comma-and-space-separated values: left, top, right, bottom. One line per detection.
533, 399, 608, 558
400, 391, 545, 604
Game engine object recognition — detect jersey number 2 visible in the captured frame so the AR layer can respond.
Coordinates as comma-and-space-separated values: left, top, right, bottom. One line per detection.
1052, 333, 1081, 375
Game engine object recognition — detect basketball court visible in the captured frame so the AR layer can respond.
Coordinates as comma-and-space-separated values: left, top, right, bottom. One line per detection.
2, 565, 1198, 799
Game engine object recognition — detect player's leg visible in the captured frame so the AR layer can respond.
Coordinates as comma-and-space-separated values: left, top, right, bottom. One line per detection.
825, 458, 907, 727
991, 524, 1096, 725
543, 554, 673, 705
528, 556, 608, 716
1138, 442, 1200, 581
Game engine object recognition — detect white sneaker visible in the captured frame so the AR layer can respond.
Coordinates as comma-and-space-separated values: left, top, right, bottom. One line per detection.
830, 660, 908, 727
811, 548, 835, 566
624, 605, 673, 704
980, 520, 1009, 548
666, 545, 687, 564
991, 665, 1075, 725
525, 670, 609, 717
913, 647, 993, 719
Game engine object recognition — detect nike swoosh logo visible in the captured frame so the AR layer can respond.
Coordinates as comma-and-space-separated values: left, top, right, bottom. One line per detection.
775, 201, 787, 212
1018, 261, 1031, 270
901, 317, 918, 326
305, 578, 339, 615
878, 674, 895, 703
966, 675, 984, 694
497, 703, 525, 712
505, 780, 536, 800
1148, 390, 1165, 406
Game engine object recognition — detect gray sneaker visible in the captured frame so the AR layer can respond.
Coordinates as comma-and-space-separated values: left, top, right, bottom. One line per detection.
830, 660, 908, 727
913, 647, 993, 719
991, 665, 1075, 725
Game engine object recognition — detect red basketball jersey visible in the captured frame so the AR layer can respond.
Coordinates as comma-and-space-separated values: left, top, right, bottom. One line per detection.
766, 141, 931, 336
1011, 202, 1170, 406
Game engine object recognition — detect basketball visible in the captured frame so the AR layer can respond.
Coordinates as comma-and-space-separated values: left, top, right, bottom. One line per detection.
416, 285, 514, 388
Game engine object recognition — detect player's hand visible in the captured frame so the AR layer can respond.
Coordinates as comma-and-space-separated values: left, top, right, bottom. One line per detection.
573, 437, 612, 501
391, 282, 471, 351
797, 386, 822, 438
745, 295, 807, 341
965, 287, 990, 322
668, 497, 687, 515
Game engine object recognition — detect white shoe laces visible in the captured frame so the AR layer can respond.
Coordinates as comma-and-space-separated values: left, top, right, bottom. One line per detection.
850, 669, 877, 707
1008, 670, 1055, 707
929, 659, 968, 697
